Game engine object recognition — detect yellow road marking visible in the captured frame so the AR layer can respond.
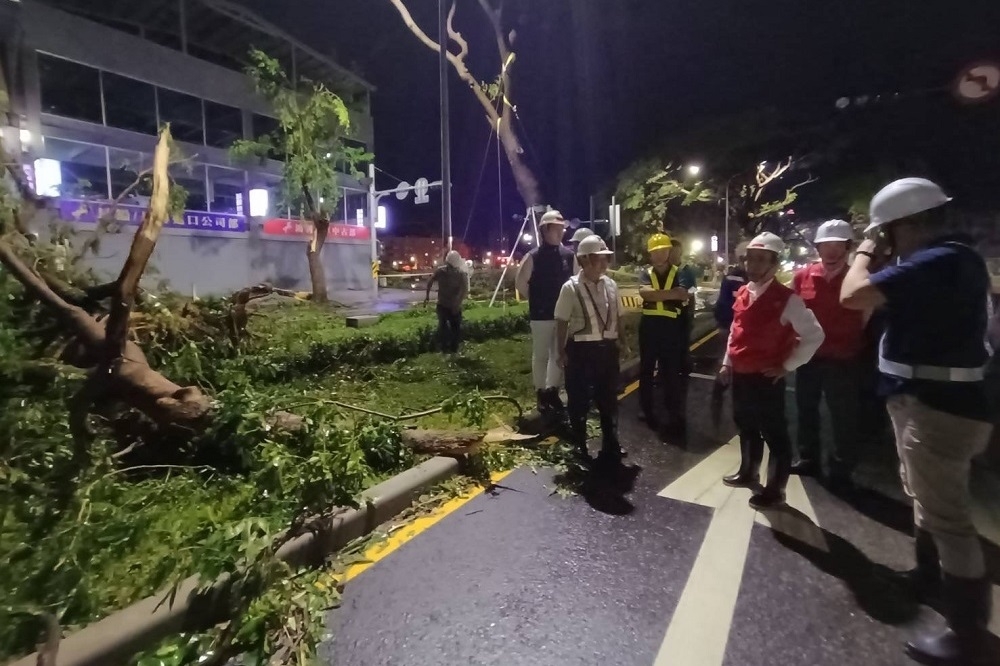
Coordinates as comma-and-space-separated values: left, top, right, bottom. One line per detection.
340, 469, 515, 582
340, 436, 560, 582
342, 329, 722, 581
619, 328, 720, 399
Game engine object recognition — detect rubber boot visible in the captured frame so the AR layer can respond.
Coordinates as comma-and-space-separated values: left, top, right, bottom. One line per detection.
750, 451, 791, 508
905, 574, 995, 665
568, 415, 591, 467
894, 529, 942, 604
723, 436, 764, 488
544, 388, 567, 423
535, 389, 548, 416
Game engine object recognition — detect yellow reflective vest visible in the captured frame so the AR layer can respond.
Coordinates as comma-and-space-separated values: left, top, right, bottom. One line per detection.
642, 266, 681, 318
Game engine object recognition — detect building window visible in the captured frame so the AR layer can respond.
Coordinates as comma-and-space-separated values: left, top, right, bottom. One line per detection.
204, 101, 243, 149
108, 147, 152, 202
171, 163, 208, 212
157, 88, 204, 145
38, 54, 102, 124
251, 114, 283, 160
42, 137, 110, 200
102, 72, 158, 136
207, 165, 245, 214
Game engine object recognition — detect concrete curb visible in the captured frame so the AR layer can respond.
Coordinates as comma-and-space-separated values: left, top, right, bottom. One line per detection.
10, 457, 461, 666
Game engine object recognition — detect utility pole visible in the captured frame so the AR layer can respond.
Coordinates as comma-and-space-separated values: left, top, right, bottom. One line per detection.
438, 0, 453, 250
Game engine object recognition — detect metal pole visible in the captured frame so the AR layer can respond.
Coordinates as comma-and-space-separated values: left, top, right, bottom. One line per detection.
724, 182, 730, 266
489, 210, 532, 308
369, 163, 377, 300
438, 0, 453, 250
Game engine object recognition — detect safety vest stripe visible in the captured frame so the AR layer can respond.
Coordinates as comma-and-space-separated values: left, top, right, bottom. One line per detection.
572, 278, 618, 342
878, 335, 986, 382
643, 266, 680, 318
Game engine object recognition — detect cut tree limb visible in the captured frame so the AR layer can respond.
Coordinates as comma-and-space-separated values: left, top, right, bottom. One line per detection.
0, 126, 212, 438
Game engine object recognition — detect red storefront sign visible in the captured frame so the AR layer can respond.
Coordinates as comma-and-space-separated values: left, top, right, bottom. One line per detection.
262, 218, 370, 240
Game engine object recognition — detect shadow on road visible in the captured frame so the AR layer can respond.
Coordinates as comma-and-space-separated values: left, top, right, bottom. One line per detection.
769, 505, 921, 626
555, 462, 643, 516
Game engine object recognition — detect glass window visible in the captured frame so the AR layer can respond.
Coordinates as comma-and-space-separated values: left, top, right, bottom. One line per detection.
108, 147, 152, 202
102, 72, 158, 135
158, 88, 204, 144
204, 101, 243, 149
171, 163, 207, 212
251, 114, 283, 161
207, 165, 245, 214
146, 29, 182, 51
38, 54, 102, 123
252, 113, 279, 140
42, 137, 109, 200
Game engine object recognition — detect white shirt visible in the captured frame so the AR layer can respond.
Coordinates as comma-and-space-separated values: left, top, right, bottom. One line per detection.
722, 278, 825, 372
554, 274, 623, 341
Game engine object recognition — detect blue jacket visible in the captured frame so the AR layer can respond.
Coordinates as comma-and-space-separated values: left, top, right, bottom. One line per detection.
714, 267, 747, 330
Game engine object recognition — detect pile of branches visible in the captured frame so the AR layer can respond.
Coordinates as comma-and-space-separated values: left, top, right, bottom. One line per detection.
0, 129, 213, 460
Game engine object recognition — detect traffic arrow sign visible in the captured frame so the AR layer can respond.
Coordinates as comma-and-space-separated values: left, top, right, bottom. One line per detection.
653, 437, 825, 666
954, 61, 1000, 105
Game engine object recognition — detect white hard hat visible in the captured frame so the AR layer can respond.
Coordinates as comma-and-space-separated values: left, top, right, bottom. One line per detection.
570, 227, 595, 243
867, 177, 951, 233
814, 219, 854, 244
539, 210, 567, 227
746, 232, 785, 255
577, 235, 614, 256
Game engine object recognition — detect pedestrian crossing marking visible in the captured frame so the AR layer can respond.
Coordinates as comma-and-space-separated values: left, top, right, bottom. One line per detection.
655, 438, 825, 666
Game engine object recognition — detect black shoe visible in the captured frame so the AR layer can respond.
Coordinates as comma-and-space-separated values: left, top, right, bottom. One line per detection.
535, 389, 548, 415
723, 471, 759, 488
791, 459, 819, 477
748, 490, 786, 510
905, 574, 994, 665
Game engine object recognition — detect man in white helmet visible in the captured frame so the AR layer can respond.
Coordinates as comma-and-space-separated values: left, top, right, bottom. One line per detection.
554, 235, 623, 468
790, 220, 867, 490
716, 231, 824, 509
515, 210, 576, 417
569, 227, 595, 274
841, 178, 994, 665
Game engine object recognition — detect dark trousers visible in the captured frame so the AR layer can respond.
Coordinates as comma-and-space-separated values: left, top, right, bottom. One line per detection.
436, 305, 462, 353
733, 372, 792, 493
795, 357, 861, 476
566, 340, 620, 456
639, 316, 686, 420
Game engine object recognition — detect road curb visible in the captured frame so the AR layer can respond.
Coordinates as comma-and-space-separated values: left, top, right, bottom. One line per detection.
9, 457, 461, 666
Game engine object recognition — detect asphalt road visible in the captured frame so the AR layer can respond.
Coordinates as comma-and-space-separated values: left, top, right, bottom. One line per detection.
323, 333, 1000, 666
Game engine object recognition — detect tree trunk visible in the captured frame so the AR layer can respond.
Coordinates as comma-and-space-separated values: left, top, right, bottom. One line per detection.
306, 219, 330, 304
498, 120, 544, 209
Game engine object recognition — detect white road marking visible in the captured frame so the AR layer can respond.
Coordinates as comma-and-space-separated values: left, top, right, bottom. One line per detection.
654, 438, 825, 665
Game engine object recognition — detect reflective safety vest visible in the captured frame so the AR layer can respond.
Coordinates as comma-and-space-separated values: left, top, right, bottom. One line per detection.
878, 240, 990, 383
570, 275, 619, 342
642, 266, 681, 318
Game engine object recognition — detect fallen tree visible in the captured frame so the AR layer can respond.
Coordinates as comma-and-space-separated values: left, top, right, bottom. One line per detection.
0, 128, 212, 456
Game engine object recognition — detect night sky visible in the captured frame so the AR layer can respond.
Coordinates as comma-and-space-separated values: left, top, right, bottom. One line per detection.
237, 0, 1000, 249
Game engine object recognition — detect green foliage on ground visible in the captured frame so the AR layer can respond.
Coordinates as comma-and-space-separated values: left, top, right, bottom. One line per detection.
0, 220, 643, 665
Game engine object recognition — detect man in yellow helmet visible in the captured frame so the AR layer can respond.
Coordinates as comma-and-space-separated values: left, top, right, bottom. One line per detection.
638, 232, 693, 434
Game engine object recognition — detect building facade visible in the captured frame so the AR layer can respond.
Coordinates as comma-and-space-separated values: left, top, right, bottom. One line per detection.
0, 0, 376, 296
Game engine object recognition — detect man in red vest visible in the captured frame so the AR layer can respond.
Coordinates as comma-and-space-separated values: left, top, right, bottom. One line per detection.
791, 220, 867, 491
717, 232, 825, 509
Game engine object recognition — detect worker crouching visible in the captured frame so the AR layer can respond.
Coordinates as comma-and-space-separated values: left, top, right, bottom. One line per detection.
717, 232, 825, 509
555, 235, 622, 468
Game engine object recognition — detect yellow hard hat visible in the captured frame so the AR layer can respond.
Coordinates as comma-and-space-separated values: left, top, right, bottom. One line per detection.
647, 233, 672, 253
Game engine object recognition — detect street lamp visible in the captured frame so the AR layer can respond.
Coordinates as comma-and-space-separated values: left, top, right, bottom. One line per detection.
687, 164, 702, 177
690, 239, 705, 254
522, 233, 534, 243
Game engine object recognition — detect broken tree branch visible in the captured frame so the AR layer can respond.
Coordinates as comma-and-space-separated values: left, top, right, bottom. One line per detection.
387, 0, 499, 123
